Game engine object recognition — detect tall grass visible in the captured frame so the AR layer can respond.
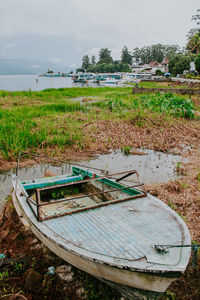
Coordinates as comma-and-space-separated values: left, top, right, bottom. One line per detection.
0, 111, 47, 159
0, 102, 86, 160
0, 87, 132, 100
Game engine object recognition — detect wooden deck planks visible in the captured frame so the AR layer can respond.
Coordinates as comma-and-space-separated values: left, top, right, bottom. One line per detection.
43, 195, 183, 263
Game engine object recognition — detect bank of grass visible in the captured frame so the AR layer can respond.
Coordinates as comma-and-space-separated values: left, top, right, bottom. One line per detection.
0, 102, 87, 160
0, 87, 132, 103
139, 81, 193, 89
0, 87, 198, 161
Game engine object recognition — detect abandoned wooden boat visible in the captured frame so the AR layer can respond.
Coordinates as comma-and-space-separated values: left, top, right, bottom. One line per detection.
12, 166, 191, 299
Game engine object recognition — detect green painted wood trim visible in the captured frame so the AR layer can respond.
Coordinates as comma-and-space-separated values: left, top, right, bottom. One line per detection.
23, 175, 83, 190
72, 167, 142, 196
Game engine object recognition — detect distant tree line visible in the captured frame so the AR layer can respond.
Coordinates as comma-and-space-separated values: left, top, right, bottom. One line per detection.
77, 46, 132, 73
78, 9, 200, 76
133, 44, 183, 64
78, 44, 188, 75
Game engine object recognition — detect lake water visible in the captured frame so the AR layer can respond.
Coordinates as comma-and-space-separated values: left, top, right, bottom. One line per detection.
0, 74, 100, 91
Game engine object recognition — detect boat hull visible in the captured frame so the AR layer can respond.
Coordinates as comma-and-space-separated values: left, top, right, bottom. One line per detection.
12, 191, 180, 299
98, 278, 163, 300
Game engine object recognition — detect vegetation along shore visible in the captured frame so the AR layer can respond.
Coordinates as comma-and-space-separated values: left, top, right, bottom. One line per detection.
0, 80, 200, 299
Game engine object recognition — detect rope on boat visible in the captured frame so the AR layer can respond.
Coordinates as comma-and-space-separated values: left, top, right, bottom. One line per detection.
155, 244, 200, 267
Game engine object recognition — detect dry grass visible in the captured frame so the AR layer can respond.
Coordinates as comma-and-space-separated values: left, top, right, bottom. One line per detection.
83, 117, 200, 153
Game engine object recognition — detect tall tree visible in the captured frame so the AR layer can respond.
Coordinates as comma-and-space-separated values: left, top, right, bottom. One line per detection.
98, 48, 113, 64
91, 55, 96, 65
133, 44, 183, 64
186, 9, 200, 55
187, 9, 200, 39
194, 53, 200, 73
164, 45, 182, 59
186, 33, 200, 55
151, 44, 165, 63
81, 55, 90, 71
132, 47, 141, 64
168, 54, 193, 76
121, 46, 132, 65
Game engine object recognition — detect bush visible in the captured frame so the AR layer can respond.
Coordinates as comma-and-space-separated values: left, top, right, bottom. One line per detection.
132, 93, 194, 118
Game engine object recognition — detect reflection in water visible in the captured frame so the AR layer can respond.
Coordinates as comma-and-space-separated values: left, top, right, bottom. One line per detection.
0, 149, 183, 212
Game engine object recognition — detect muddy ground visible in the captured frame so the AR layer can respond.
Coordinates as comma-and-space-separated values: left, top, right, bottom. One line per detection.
0, 111, 200, 299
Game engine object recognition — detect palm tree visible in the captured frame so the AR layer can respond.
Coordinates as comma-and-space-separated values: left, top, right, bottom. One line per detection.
186, 33, 200, 55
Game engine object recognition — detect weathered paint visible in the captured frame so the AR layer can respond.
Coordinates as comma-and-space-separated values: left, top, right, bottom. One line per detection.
23, 175, 83, 190
11, 192, 178, 294
12, 170, 191, 299
73, 166, 143, 196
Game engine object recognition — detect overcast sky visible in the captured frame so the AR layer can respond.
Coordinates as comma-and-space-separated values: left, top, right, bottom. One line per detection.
0, 0, 199, 70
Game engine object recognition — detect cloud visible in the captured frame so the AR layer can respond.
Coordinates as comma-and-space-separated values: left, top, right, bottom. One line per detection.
0, 0, 199, 68
4, 43, 16, 49
48, 57, 62, 63
1, 0, 199, 47
30, 64, 42, 69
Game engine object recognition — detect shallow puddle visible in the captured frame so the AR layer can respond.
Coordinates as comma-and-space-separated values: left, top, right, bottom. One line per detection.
0, 149, 184, 212
70, 96, 100, 104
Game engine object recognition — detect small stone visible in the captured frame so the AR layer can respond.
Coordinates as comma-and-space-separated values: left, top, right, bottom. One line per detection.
77, 287, 85, 296
56, 264, 72, 273
56, 265, 73, 281
57, 272, 74, 282
64, 272, 74, 282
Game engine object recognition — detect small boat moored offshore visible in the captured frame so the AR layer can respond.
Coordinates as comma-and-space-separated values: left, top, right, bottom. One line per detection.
72, 73, 95, 83
12, 164, 191, 299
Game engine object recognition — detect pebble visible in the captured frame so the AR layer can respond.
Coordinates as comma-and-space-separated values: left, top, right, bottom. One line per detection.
56, 265, 74, 281
76, 287, 85, 296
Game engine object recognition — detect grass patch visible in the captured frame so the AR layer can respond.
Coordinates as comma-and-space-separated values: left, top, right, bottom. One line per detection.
0, 102, 86, 160
0, 87, 198, 161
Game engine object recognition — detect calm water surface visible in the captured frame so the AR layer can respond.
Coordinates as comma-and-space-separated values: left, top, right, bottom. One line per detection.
0, 149, 183, 212
0, 74, 100, 91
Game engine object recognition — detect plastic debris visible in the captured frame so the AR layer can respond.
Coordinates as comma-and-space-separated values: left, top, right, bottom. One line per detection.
47, 266, 56, 274
0, 253, 6, 260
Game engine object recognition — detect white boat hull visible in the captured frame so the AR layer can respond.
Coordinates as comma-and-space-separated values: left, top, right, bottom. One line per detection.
12, 191, 181, 299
